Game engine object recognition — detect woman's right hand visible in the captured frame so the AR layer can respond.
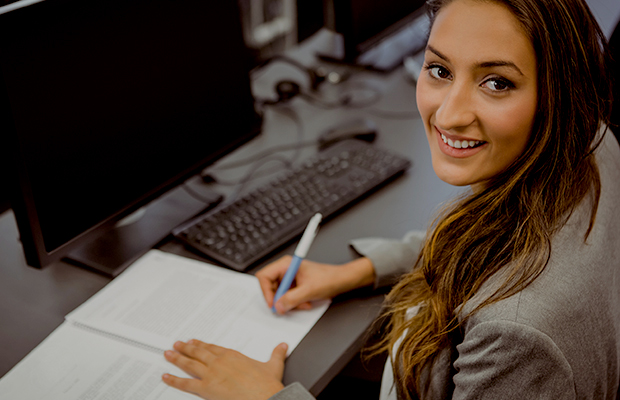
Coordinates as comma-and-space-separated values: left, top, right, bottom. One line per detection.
256, 256, 376, 314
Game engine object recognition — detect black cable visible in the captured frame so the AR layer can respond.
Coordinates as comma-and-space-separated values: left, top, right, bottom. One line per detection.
200, 106, 307, 198
206, 106, 308, 174
217, 155, 293, 208
206, 155, 294, 187
264, 83, 381, 110
209, 140, 317, 171
182, 183, 220, 205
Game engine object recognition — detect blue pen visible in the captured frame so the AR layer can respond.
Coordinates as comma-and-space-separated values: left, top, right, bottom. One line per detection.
272, 213, 323, 313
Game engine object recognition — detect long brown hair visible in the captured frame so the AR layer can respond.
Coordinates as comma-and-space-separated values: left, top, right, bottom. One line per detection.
372, 0, 612, 398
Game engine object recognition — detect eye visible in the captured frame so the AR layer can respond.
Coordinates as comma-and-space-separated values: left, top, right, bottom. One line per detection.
481, 77, 514, 92
425, 64, 451, 80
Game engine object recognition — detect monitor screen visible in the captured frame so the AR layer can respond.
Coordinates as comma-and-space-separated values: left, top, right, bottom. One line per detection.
0, 0, 262, 274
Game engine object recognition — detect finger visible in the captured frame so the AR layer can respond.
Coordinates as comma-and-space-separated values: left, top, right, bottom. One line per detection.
257, 274, 276, 307
257, 256, 292, 307
294, 301, 313, 310
186, 339, 227, 356
173, 341, 218, 365
274, 285, 314, 314
161, 373, 202, 396
256, 256, 292, 281
269, 342, 288, 364
265, 343, 288, 379
164, 350, 207, 379
279, 301, 313, 312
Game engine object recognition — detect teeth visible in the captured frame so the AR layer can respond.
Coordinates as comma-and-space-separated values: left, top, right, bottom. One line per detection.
441, 134, 481, 149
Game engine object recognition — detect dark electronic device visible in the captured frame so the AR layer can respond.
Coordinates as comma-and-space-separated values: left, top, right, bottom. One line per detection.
0, 0, 261, 276
174, 139, 411, 272
321, 0, 429, 71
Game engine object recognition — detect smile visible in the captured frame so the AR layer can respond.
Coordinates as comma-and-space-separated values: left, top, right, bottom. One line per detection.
434, 127, 487, 158
440, 134, 484, 149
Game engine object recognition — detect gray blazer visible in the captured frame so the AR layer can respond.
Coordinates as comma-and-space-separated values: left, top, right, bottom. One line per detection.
269, 131, 620, 400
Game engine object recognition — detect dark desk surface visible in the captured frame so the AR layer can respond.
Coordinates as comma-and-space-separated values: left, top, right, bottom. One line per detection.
0, 30, 458, 396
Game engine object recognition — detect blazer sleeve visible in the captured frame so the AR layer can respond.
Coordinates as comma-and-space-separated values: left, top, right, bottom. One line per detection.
349, 230, 426, 289
267, 382, 316, 400
452, 320, 576, 399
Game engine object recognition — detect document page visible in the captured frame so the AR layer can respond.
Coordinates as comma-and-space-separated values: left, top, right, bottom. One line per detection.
0, 322, 193, 400
66, 250, 330, 362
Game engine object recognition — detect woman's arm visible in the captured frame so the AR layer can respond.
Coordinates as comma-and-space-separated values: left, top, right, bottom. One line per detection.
257, 230, 426, 314
350, 230, 426, 289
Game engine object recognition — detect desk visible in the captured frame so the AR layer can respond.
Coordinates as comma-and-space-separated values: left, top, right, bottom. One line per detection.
0, 30, 457, 396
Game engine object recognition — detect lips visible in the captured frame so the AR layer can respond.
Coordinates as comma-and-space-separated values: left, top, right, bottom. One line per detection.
435, 126, 487, 158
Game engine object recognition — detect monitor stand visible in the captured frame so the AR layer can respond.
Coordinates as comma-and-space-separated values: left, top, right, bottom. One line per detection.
65, 183, 222, 277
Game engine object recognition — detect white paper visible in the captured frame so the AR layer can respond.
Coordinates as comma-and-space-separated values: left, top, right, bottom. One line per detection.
66, 250, 330, 362
0, 323, 193, 400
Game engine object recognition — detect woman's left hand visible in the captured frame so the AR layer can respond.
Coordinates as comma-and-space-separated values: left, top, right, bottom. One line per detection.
162, 340, 287, 400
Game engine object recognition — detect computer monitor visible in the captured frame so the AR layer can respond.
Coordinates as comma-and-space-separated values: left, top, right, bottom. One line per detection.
322, 0, 429, 71
0, 0, 262, 276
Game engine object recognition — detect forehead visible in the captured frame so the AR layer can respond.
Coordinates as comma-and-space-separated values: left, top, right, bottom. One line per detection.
428, 0, 535, 69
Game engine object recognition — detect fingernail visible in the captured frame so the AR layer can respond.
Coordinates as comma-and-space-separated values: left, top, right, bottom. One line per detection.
164, 350, 174, 357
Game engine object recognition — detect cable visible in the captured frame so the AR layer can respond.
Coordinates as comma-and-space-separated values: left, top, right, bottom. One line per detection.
200, 105, 307, 194
209, 140, 317, 171
205, 155, 294, 187
206, 106, 308, 174
216, 155, 294, 209
252, 54, 325, 90
313, 79, 418, 119
182, 183, 221, 205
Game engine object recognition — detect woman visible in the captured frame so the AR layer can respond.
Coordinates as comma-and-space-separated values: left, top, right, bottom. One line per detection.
162, 0, 620, 398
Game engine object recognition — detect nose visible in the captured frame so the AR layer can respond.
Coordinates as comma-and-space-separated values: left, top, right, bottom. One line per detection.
434, 81, 476, 130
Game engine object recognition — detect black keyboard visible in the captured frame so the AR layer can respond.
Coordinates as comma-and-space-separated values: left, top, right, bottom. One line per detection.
173, 139, 411, 271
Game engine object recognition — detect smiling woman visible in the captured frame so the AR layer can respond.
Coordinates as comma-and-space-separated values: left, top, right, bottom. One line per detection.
161, 0, 620, 399
416, 0, 538, 190
380, 0, 615, 397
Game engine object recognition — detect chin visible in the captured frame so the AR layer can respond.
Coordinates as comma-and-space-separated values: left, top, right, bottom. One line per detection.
435, 170, 489, 193
431, 159, 477, 187
436, 174, 474, 187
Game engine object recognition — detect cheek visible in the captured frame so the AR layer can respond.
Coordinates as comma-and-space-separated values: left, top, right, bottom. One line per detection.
415, 79, 434, 127
485, 98, 536, 154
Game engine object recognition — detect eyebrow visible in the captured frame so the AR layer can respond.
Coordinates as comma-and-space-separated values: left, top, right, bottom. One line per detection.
426, 45, 524, 76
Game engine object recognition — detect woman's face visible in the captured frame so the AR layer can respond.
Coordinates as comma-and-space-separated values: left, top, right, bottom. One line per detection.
416, 0, 538, 191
